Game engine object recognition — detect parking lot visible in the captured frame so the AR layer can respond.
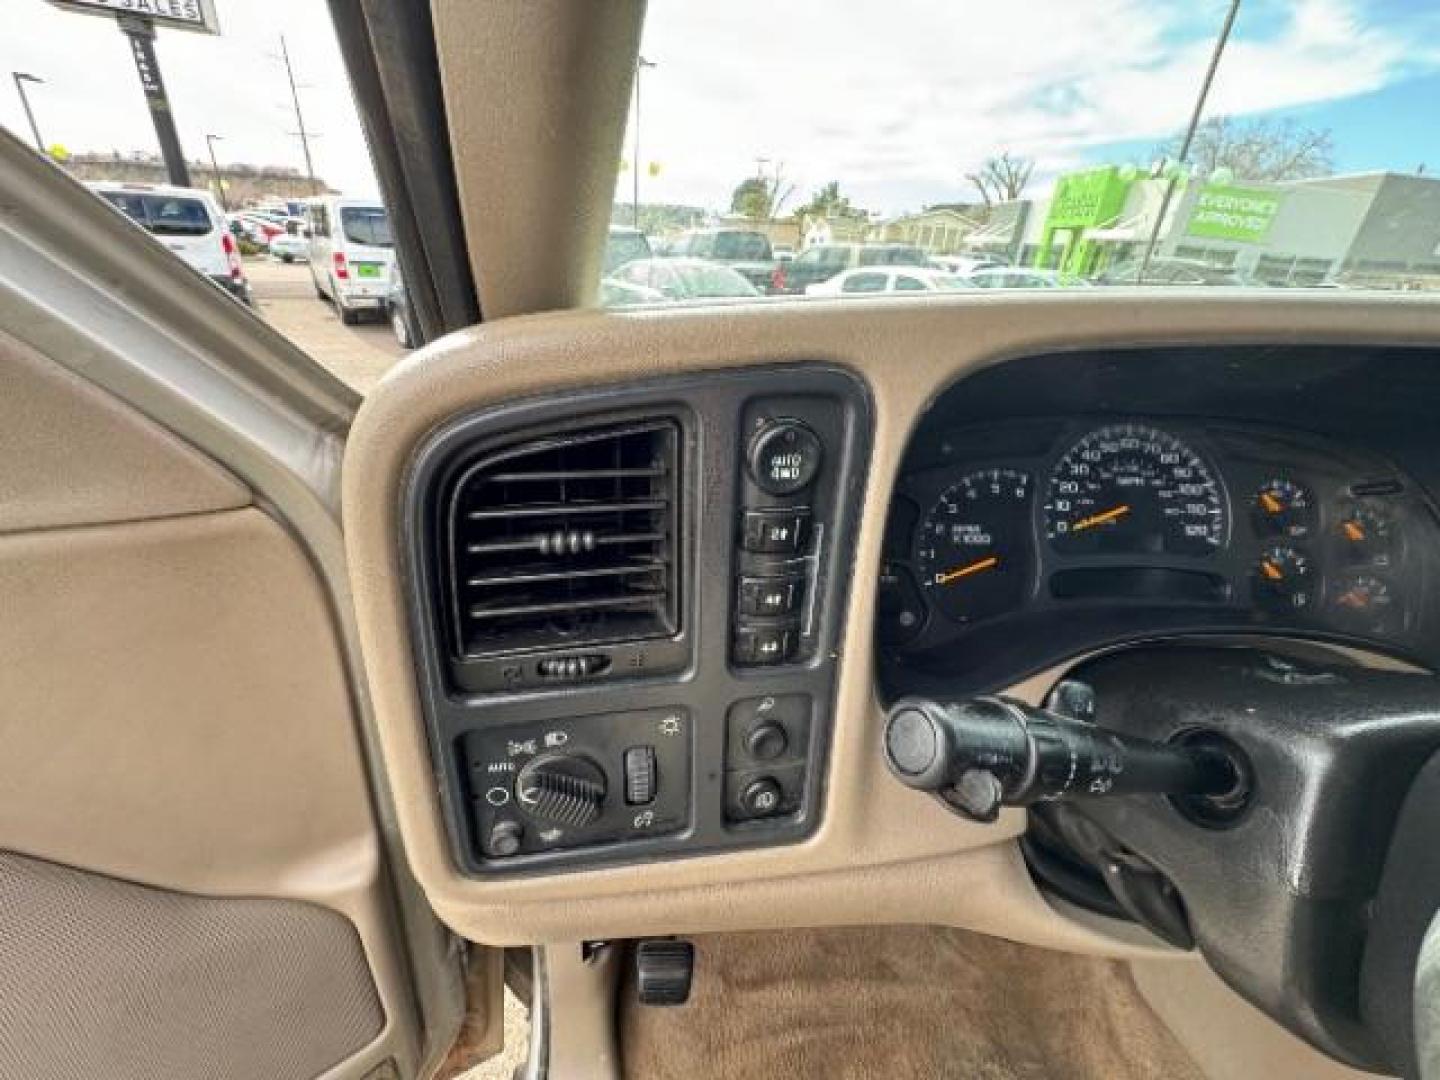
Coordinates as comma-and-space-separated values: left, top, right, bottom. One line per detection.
247, 257, 405, 393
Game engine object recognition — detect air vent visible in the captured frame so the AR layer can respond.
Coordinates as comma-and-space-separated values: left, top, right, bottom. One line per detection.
446, 420, 680, 660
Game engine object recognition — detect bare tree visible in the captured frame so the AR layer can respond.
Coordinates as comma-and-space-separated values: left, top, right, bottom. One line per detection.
1158, 116, 1335, 183
966, 152, 1034, 208
730, 163, 796, 223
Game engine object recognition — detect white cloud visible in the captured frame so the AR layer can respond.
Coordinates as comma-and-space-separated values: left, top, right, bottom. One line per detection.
2, 0, 1431, 216
627, 0, 1436, 214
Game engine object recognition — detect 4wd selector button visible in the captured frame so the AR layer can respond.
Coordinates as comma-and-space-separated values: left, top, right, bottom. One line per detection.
748, 419, 822, 495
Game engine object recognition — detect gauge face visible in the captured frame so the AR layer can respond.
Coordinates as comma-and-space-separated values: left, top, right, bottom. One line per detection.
1252, 479, 1314, 539
1251, 545, 1314, 614
1329, 572, 1400, 635
918, 469, 1033, 624
1336, 502, 1395, 566
1044, 425, 1226, 556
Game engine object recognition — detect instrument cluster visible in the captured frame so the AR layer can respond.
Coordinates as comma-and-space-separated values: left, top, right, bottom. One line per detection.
878, 418, 1438, 688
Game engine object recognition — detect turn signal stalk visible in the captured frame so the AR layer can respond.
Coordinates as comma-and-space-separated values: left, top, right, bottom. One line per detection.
883, 696, 1238, 822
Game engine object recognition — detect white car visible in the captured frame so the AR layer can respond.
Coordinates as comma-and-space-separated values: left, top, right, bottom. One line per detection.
963, 267, 1085, 289
90, 181, 250, 304
268, 232, 309, 263
804, 265, 972, 296
305, 196, 395, 324
930, 254, 1007, 275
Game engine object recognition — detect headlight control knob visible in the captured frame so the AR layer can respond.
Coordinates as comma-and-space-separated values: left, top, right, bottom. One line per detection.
515, 753, 607, 828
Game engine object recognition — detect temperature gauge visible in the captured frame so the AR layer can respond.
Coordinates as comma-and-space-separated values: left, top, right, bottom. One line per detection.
1336, 502, 1395, 566
1251, 546, 1314, 614
1251, 479, 1314, 539
1329, 572, 1401, 636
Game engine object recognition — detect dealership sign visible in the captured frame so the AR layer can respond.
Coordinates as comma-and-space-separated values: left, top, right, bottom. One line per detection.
45, 0, 219, 34
1187, 185, 1282, 242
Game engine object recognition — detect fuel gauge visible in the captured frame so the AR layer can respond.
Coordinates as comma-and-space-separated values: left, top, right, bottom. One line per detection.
1251, 545, 1314, 614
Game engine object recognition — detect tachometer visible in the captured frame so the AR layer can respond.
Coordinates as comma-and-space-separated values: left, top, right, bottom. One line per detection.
918, 469, 1033, 624
1044, 424, 1226, 556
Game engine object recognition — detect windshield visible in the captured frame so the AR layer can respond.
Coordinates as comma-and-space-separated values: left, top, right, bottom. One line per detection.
98, 192, 213, 237
603, 2, 1440, 305
340, 206, 392, 247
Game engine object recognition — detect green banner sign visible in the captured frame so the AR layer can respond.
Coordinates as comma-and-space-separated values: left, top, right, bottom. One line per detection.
1045, 166, 1130, 229
1187, 185, 1282, 242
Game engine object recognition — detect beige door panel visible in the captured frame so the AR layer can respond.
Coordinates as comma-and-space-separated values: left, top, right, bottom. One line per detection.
343, 292, 1440, 953
0, 509, 373, 889
0, 330, 248, 533
0, 339, 453, 1074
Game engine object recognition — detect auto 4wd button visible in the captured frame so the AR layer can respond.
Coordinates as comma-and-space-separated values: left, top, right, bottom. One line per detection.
748, 419, 823, 495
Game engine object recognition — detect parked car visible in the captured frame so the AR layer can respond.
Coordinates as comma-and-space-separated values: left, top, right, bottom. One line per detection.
306, 196, 395, 324
609, 258, 761, 301
385, 263, 416, 348
930, 253, 1007, 275
773, 244, 795, 262
605, 227, 653, 273
268, 231, 309, 263
771, 242, 927, 294
963, 267, 1082, 289
1097, 257, 1245, 286
89, 181, 250, 304
598, 277, 667, 306
804, 265, 972, 296
238, 212, 287, 246
669, 228, 775, 290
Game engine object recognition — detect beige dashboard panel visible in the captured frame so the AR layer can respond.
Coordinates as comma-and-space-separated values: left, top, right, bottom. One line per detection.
0, 329, 249, 534
344, 292, 1440, 948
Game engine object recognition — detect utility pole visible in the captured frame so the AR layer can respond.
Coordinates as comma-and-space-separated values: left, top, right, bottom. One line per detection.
205, 133, 227, 210
632, 55, 656, 230
279, 35, 319, 194
12, 73, 46, 153
1137, 0, 1241, 283
117, 15, 191, 187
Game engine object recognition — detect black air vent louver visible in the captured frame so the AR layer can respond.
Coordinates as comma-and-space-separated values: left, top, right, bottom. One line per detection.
446, 420, 679, 659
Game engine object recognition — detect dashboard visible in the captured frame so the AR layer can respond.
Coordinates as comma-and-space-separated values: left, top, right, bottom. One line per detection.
343, 298, 1440, 957
878, 348, 1440, 698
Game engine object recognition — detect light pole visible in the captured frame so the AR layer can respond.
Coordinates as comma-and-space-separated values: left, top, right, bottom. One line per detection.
205, 133, 228, 210
12, 72, 46, 153
632, 55, 656, 230
1137, 0, 1242, 283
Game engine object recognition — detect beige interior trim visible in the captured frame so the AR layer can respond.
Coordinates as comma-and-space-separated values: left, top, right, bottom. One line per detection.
0, 329, 249, 533
0, 507, 417, 1075
432, 0, 645, 317
343, 292, 1440, 950
1132, 956, 1392, 1079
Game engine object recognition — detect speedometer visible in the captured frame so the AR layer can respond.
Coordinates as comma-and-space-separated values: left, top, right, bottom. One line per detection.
1044, 424, 1226, 556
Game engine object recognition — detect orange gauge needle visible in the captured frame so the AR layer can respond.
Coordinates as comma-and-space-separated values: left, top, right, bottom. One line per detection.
1260, 560, 1284, 581
935, 555, 999, 585
1260, 492, 1283, 514
1342, 521, 1366, 542
1338, 590, 1366, 609
1071, 504, 1131, 533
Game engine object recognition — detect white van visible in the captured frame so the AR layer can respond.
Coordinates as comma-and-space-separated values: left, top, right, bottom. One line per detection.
89, 182, 250, 304
306, 196, 395, 324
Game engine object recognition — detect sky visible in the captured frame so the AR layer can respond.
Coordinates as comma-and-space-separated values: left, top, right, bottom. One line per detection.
4, 0, 1439, 216
3, 0, 378, 196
